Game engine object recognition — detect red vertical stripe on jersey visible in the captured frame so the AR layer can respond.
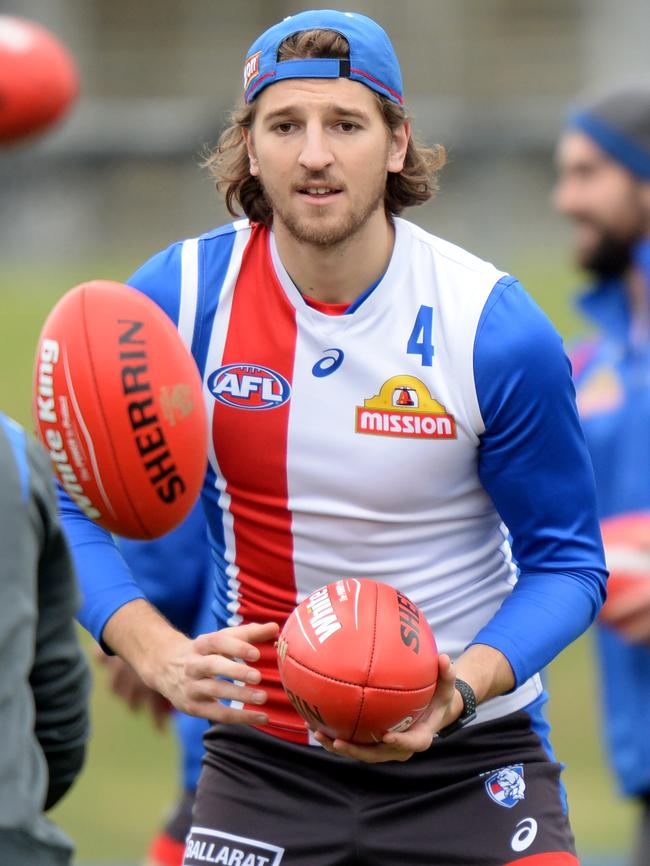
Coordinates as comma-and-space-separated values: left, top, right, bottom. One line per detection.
503, 853, 579, 865
211, 224, 307, 742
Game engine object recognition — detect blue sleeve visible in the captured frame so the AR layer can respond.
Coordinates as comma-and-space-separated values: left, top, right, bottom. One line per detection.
471, 276, 608, 686
126, 242, 183, 325
59, 241, 187, 644
59, 488, 145, 643
115, 499, 212, 635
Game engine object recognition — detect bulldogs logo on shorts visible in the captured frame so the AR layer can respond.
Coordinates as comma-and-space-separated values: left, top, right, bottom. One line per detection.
484, 764, 526, 808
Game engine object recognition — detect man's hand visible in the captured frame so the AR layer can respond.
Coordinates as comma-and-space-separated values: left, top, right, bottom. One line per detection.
155, 622, 280, 724
102, 599, 280, 726
313, 643, 515, 764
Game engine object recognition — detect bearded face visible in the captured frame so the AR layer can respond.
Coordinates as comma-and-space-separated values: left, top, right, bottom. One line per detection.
245, 77, 407, 251
554, 131, 648, 279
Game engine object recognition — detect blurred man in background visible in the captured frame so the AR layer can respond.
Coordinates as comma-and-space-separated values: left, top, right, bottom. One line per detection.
0, 412, 91, 865
554, 87, 650, 866
98, 502, 212, 866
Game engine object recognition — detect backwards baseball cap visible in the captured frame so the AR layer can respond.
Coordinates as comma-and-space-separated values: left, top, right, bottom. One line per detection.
243, 9, 403, 106
568, 88, 650, 180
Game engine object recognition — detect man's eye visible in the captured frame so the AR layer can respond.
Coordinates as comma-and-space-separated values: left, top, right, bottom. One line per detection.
274, 122, 295, 134
337, 122, 358, 132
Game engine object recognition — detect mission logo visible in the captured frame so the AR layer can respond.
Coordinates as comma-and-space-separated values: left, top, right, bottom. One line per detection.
208, 363, 291, 410
356, 375, 456, 439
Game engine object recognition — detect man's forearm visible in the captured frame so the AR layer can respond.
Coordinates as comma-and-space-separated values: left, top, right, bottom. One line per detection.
102, 598, 189, 692
454, 643, 515, 707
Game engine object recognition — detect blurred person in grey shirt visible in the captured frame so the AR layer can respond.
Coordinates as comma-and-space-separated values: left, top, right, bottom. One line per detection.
0, 411, 91, 865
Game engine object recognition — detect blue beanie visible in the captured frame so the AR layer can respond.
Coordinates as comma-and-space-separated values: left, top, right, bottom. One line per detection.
569, 88, 650, 180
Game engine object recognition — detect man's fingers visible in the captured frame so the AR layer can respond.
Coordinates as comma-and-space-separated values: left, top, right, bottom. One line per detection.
213, 705, 270, 726
431, 654, 456, 701
181, 695, 269, 726
186, 675, 269, 708
186, 654, 263, 684
314, 731, 413, 763
149, 623, 281, 728
194, 622, 280, 661
437, 653, 455, 683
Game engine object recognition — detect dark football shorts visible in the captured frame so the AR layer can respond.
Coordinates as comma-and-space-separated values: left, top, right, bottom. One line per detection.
165, 788, 196, 843
183, 710, 579, 866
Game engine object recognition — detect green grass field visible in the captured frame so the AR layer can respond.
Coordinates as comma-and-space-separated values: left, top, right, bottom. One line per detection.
0, 256, 639, 864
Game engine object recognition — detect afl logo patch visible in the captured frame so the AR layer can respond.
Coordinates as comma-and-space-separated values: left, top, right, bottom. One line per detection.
208, 363, 291, 410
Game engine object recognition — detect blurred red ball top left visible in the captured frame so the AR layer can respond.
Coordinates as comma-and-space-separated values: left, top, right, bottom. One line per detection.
0, 15, 78, 145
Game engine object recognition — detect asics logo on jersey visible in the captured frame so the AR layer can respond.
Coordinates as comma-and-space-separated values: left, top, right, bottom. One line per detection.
208, 364, 291, 410
356, 375, 456, 440
312, 348, 344, 378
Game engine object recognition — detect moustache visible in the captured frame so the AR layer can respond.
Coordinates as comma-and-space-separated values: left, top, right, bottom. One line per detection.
293, 174, 344, 188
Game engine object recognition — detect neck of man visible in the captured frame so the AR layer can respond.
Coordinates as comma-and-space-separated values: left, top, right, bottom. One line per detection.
272, 208, 395, 306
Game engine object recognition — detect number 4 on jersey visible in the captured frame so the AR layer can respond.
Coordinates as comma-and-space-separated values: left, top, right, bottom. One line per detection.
407, 305, 435, 367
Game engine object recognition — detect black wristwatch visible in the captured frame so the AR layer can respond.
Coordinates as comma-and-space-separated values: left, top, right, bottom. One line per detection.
437, 678, 477, 738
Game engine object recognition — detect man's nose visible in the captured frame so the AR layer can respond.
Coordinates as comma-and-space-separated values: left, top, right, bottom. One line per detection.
298, 124, 334, 172
552, 176, 576, 215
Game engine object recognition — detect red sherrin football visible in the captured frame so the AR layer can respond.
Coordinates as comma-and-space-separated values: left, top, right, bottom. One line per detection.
277, 578, 438, 744
32, 280, 208, 539
0, 16, 78, 145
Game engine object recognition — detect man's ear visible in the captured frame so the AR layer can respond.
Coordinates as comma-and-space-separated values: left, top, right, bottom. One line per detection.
242, 128, 259, 177
387, 120, 410, 174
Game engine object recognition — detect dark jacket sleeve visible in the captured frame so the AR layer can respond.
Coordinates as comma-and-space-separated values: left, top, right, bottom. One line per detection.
26, 435, 92, 811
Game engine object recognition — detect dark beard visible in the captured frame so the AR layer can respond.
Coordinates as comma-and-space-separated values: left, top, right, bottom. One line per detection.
259, 172, 387, 249
583, 230, 634, 279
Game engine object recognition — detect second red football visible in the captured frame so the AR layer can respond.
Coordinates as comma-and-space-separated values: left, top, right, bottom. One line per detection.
277, 578, 438, 744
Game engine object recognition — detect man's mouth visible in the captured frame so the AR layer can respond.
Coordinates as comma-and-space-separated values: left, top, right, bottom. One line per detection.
298, 186, 342, 198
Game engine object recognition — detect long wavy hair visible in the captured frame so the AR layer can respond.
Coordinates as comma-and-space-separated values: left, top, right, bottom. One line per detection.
203, 29, 446, 226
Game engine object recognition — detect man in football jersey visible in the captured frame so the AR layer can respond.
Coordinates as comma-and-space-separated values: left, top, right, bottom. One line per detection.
61, 10, 607, 865
553, 86, 650, 866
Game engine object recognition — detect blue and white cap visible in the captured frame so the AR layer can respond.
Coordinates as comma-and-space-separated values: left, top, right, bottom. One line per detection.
243, 9, 403, 106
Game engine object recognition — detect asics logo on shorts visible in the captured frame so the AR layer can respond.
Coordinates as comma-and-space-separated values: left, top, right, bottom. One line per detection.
510, 817, 538, 852
184, 827, 284, 865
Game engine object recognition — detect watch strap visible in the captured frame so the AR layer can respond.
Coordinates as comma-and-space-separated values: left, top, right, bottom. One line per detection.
436, 678, 477, 738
